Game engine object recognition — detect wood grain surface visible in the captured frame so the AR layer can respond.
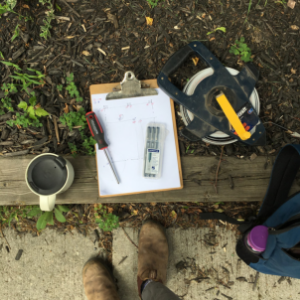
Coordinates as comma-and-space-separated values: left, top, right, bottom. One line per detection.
1, 155, 298, 205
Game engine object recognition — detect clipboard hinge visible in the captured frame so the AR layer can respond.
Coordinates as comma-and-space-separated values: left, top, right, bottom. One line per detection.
106, 71, 158, 100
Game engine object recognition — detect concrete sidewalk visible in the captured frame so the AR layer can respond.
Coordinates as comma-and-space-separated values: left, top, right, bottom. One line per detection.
0, 226, 298, 300
113, 227, 298, 300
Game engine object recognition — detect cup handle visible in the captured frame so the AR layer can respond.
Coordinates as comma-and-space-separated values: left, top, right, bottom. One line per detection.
39, 195, 56, 211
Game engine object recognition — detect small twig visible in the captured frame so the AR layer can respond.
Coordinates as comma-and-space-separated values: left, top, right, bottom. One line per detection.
118, 256, 128, 265
0, 225, 11, 251
60, 0, 80, 18
122, 227, 138, 249
214, 146, 224, 194
52, 116, 60, 144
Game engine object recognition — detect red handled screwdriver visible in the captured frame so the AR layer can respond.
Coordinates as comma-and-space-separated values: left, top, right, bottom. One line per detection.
86, 111, 120, 184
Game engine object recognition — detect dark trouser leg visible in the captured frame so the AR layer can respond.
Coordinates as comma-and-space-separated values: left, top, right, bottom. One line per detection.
142, 281, 181, 300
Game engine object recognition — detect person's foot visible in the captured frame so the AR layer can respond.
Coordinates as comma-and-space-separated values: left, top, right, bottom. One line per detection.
82, 258, 119, 300
137, 220, 169, 297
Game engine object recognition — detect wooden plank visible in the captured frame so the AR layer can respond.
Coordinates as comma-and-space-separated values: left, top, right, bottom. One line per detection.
0, 155, 299, 205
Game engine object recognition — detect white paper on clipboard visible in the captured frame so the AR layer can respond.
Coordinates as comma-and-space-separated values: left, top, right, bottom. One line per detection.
91, 89, 181, 196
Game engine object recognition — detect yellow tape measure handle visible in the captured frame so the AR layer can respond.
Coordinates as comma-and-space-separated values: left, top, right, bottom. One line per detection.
216, 93, 251, 141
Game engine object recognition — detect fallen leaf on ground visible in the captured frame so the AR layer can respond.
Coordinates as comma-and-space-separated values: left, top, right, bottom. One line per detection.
107, 13, 118, 29
170, 210, 177, 220
107, 207, 114, 213
23, 4, 29, 8
291, 25, 299, 30
73, 104, 82, 112
291, 68, 296, 74
82, 50, 91, 56
192, 57, 199, 66
146, 17, 153, 26
287, 0, 296, 9
63, 103, 69, 114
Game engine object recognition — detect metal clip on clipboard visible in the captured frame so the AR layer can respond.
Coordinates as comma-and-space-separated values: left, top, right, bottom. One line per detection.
106, 71, 158, 100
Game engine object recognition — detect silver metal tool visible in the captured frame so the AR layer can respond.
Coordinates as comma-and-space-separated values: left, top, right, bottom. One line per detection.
103, 148, 120, 184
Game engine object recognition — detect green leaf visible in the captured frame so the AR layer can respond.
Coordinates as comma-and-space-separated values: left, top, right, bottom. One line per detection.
57, 205, 70, 213
1, 61, 21, 70
240, 37, 245, 42
35, 107, 49, 117
18, 101, 28, 110
27, 106, 36, 119
37, 212, 51, 230
11, 25, 19, 42
29, 96, 37, 106
216, 27, 226, 33
57, 84, 63, 92
27, 206, 42, 217
54, 208, 66, 223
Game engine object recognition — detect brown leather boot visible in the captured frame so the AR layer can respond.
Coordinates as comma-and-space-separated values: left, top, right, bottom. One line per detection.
137, 220, 169, 297
82, 258, 120, 300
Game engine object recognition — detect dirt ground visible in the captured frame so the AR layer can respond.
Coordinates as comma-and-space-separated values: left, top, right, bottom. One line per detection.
0, 0, 299, 157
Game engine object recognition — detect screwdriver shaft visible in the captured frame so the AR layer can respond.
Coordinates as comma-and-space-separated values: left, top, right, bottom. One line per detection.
104, 148, 119, 184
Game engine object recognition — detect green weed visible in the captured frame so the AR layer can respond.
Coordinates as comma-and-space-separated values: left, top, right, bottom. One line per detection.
66, 73, 83, 102
94, 204, 119, 232
82, 136, 97, 155
207, 27, 226, 35
60, 108, 86, 131
146, 0, 161, 9
11, 24, 19, 41
15, 92, 48, 128
0, 205, 35, 227
57, 84, 63, 92
68, 142, 78, 156
229, 37, 253, 62
10, 68, 45, 93
7, 112, 43, 127
1, 83, 17, 113
0, 0, 32, 21
28, 205, 70, 230
275, 0, 286, 6
39, 0, 55, 39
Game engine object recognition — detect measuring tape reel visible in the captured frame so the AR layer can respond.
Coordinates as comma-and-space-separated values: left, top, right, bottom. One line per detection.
157, 42, 266, 146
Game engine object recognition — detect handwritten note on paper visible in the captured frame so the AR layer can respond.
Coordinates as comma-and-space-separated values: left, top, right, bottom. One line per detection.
91, 89, 181, 196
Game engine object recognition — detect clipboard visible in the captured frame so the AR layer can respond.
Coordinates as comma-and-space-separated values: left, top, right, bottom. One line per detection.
89, 71, 183, 198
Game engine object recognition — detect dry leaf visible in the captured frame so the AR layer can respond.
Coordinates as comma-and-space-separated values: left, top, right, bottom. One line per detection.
291, 68, 296, 74
107, 207, 114, 213
150, 202, 157, 206
192, 57, 199, 66
170, 210, 177, 220
133, 209, 138, 215
23, 4, 29, 8
73, 104, 82, 112
291, 25, 299, 30
121, 46, 130, 51
146, 16, 153, 26
97, 48, 106, 56
107, 13, 119, 29
287, 0, 296, 9
82, 50, 91, 56
66, 36, 76, 39
63, 103, 69, 114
